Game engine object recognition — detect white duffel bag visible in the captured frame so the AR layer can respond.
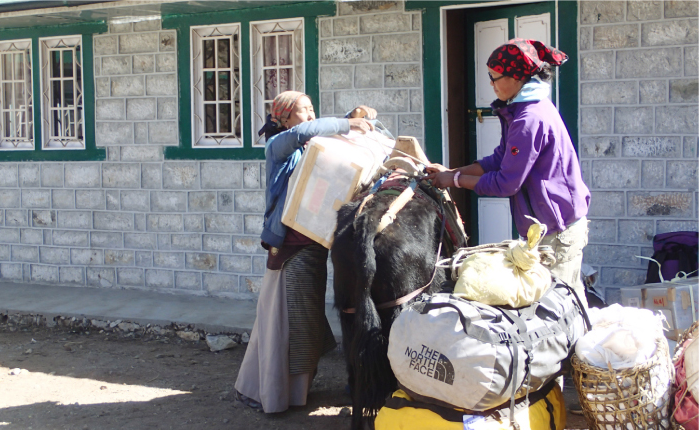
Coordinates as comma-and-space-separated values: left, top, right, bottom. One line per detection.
387, 280, 589, 413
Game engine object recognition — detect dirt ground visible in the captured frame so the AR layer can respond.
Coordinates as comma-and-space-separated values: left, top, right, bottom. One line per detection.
0, 322, 588, 430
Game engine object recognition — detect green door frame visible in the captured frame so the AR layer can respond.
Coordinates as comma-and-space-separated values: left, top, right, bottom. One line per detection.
406, 0, 578, 166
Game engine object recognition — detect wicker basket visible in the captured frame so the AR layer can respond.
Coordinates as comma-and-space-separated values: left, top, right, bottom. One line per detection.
571, 338, 675, 430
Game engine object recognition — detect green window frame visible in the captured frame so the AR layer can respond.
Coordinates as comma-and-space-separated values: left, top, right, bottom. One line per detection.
0, 22, 106, 161
162, 1, 335, 160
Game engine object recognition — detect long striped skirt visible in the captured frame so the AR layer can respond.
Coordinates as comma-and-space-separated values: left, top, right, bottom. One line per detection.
234, 244, 337, 413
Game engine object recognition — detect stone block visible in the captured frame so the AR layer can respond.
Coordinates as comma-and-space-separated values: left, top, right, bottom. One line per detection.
656, 105, 699, 133
580, 136, 619, 158
4, 210, 26, 226
87, 267, 116, 288
184, 214, 203, 232
135, 251, 152, 267
0, 263, 22, 280
667, 160, 698, 189
218, 191, 233, 212
203, 273, 238, 293
12, 245, 37, 262
135, 213, 146, 231
642, 19, 698, 47
95, 77, 110, 97
580, 27, 592, 51
372, 33, 420, 62
141, 164, 162, 189
617, 48, 682, 78
334, 17, 359, 36
76, 190, 105, 209
133, 54, 154, 73
592, 160, 639, 189
160, 32, 176, 51
398, 114, 423, 138
94, 35, 117, 55
589, 192, 626, 217
233, 236, 266, 254
685, 46, 698, 76
22, 189, 51, 208
188, 191, 216, 212
619, 220, 655, 244
410, 89, 423, 112
60, 267, 84, 285
588, 219, 617, 243
203, 234, 231, 253
154, 251, 184, 268
200, 162, 241, 189
146, 74, 177, 96
175, 271, 201, 290
614, 107, 654, 134
39, 246, 70, 264
110, 21, 132, 33
18, 165, 39, 187
320, 66, 353, 90
147, 214, 182, 232
354, 65, 384, 88
96, 99, 125, 121
102, 163, 140, 188
670, 78, 699, 103
31, 265, 59, 283
53, 230, 89, 247
657, 220, 699, 233
204, 214, 243, 233
117, 268, 144, 286
580, 1, 625, 24
234, 191, 265, 213
163, 162, 199, 189
641, 160, 665, 188
0, 227, 19, 243
106, 190, 119, 211
105, 249, 134, 266
155, 53, 176, 72
593, 24, 639, 49
126, 98, 156, 120
111, 76, 145, 96
242, 163, 260, 189
320, 37, 371, 64
20, 228, 42, 244
665, 1, 699, 18
121, 146, 163, 162
102, 56, 131, 75
119, 33, 159, 54
124, 233, 157, 250
43, 229, 51, 245
171, 234, 201, 250
151, 191, 187, 212
412, 12, 420, 31
186, 252, 217, 270
253, 256, 266, 274
338, 1, 400, 15
639, 80, 667, 103
360, 13, 410, 33
0, 164, 17, 187
134, 18, 160, 31
220, 255, 251, 273
148, 121, 178, 144
243, 276, 264, 294
30, 210, 56, 228
601, 268, 648, 287
581, 81, 636, 104
628, 191, 693, 216
335, 89, 408, 114
320, 18, 332, 37
684, 136, 698, 158
0, 189, 19, 208
135, 122, 148, 144
244, 215, 263, 235
96, 122, 133, 146
584, 244, 640, 267
65, 164, 100, 188
52, 190, 74, 209
580, 107, 612, 135
385, 64, 420, 88
627, 1, 663, 21
622, 136, 681, 158
580, 52, 615, 81
118, 191, 147, 213
157, 97, 177, 120
91, 231, 123, 248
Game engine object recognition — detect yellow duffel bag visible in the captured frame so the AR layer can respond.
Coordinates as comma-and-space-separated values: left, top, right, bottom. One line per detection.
375, 382, 566, 430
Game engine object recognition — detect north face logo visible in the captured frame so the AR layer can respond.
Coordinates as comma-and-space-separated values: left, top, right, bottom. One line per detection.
405, 344, 455, 385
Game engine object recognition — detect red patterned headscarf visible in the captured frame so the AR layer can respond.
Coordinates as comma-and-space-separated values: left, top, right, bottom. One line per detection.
487, 38, 568, 81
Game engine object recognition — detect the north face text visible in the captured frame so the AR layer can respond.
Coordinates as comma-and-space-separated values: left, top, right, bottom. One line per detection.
405, 344, 455, 385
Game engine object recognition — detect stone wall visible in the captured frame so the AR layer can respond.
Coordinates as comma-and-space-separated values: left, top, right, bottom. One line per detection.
318, 1, 424, 146
578, 0, 699, 301
0, 20, 266, 300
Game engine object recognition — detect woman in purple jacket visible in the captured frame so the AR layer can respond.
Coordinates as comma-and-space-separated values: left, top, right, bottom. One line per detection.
427, 39, 591, 306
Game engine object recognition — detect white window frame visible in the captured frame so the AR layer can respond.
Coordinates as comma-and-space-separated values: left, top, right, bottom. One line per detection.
250, 17, 305, 148
39, 35, 85, 150
191, 23, 243, 148
0, 38, 33, 150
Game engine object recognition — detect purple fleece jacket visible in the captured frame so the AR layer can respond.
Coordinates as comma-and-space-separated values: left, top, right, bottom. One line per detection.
474, 98, 590, 237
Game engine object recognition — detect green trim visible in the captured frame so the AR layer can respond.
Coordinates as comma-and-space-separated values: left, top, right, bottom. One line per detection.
0, 22, 107, 161
557, 0, 578, 152
163, 1, 335, 160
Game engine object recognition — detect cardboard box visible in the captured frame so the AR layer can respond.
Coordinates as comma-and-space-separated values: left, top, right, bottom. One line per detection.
620, 287, 644, 308
281, 130, 395, 249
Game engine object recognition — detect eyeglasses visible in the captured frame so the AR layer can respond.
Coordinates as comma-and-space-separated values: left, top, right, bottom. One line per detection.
488, 72, 506, 83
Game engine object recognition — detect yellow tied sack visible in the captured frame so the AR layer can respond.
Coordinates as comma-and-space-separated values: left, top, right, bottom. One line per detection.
445, 217, 555, 308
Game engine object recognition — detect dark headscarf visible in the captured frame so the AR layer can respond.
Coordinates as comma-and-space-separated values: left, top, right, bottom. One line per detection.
257, 91, 307, 140
487, 38, 568, 81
